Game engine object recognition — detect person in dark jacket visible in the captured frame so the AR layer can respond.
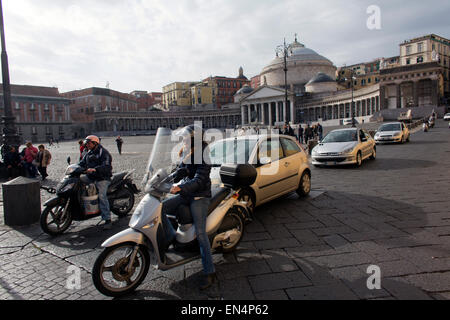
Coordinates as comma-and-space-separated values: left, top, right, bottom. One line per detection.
115, 136, 123, 155
160, 124, 215, 290
4, 146, 22, 180
78, 135, 113, 230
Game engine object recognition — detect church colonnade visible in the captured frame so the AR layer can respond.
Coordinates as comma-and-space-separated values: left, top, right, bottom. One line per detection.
241, 100, 294, 126
94, 113, 241, 132
302, 95, 380, 122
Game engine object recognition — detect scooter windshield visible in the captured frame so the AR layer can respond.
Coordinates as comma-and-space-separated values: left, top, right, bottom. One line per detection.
145, 127, 183, 178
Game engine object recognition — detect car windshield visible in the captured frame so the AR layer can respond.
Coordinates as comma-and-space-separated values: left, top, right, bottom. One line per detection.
207, 138, 257, 166
321, 130, 358, 143
379, 124, 401, 131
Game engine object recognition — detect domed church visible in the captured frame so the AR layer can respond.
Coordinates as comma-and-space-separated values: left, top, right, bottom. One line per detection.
237, 35, 381, 126
261, 36, 336, 93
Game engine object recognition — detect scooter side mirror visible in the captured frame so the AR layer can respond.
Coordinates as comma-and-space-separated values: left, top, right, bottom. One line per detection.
67, 156, 71, 164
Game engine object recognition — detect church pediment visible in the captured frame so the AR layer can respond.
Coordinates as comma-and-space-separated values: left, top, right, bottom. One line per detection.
241, 86, 287, 101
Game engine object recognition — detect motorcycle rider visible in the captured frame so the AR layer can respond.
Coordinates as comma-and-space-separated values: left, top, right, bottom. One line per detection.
78, 135, 113, 230
160, 124, 216, 290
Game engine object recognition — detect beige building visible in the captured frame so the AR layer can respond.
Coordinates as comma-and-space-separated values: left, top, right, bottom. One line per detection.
162, 81, 198, 109
190, 81, 216, 107
399, 34, 450, 97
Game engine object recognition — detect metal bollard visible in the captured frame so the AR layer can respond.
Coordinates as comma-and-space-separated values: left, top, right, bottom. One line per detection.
2, 176, 41, 226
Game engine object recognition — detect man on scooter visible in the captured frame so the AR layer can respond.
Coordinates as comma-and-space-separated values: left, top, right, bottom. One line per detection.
78, 135, 113, 230
160, 124, 216, 290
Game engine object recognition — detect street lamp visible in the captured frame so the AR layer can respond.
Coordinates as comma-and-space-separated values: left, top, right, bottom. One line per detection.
0, 0, 20, 150
276, 38, 290, 125
344, 70, 357, 127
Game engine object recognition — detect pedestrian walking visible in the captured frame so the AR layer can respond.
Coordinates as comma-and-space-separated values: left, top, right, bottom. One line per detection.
23, 141, 39, 178
298, 125, 304, 144
115, 136, 123, 155
318, 123, 323, 141
37, 144, 52, 181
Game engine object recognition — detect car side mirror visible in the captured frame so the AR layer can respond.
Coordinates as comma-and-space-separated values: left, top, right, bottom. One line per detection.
67, 156, 71, 164
259, 156, 271, 165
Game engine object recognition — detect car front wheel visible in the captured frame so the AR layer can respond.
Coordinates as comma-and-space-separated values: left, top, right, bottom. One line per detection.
296, 170, 311, 197
355, 151, 362, 167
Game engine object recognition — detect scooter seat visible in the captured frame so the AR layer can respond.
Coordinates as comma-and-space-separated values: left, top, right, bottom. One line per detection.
208, 187, 231, 214
111, 171, 128, 185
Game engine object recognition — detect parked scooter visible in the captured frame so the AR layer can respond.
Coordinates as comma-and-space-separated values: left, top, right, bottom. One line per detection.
40, 157, 139, 236
91, 128, 256, 297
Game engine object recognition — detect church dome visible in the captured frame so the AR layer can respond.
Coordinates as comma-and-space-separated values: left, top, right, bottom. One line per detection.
236, 85, 253, 95
305, 72, 337, 93
260, 37, 336, 89
306, 72, 335, 85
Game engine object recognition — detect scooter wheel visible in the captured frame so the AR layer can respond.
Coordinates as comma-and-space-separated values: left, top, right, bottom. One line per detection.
40, 203, 72, 236
215, 208, 245, 254
111, 187, 135, 217
92, 242, 150, 297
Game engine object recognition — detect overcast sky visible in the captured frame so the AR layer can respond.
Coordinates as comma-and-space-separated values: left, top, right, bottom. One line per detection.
3, 0, 450, 94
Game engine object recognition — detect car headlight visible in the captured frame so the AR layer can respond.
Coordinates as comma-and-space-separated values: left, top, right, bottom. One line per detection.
341, 147, 355, 154
311, 148, 318, 156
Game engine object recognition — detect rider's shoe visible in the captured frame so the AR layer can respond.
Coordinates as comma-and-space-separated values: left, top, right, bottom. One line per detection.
199, 273, 217, 290
102, 220, 112, 230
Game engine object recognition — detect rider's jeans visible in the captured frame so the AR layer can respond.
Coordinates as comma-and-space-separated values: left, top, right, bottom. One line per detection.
81, 176, 111, 221
161, 195, 215, 275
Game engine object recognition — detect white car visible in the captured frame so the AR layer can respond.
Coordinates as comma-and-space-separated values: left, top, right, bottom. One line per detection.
311, 128, 376, 167
443, 113, 450, 121
343, 118, 359, 126
374, 122, 410, 144
207, 134, 311, 212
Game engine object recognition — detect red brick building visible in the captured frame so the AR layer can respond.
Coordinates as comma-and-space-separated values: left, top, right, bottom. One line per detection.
251, 75, 261, 88
130, 91, 162, 111
0, 84, 72, 143
62, 87, 138, 123
204, 67, 250, 109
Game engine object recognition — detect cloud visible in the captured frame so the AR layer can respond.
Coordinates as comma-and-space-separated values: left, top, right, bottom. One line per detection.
2, 0, 450, 93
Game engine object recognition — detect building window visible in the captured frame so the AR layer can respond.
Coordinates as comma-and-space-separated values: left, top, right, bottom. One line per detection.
417, 42, 423, 52
406, 45, 412, 55
417, 56, 423, 63
406, 59, 411, 65
15, 102, 20, 110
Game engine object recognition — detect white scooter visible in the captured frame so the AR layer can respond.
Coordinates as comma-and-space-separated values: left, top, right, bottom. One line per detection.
91, 128, 256, 297
423, 122, 429, 132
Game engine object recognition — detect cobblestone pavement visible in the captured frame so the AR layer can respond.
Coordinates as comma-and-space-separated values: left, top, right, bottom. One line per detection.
1, 121, 450, 300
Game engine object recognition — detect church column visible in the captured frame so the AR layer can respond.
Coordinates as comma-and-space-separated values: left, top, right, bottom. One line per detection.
396, 84, 402, 109
261, 103, 265, 124
241, 105, 246, 125
248, 105, 252, 124
275, 101, 280, 122
268, 102, 273, 126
